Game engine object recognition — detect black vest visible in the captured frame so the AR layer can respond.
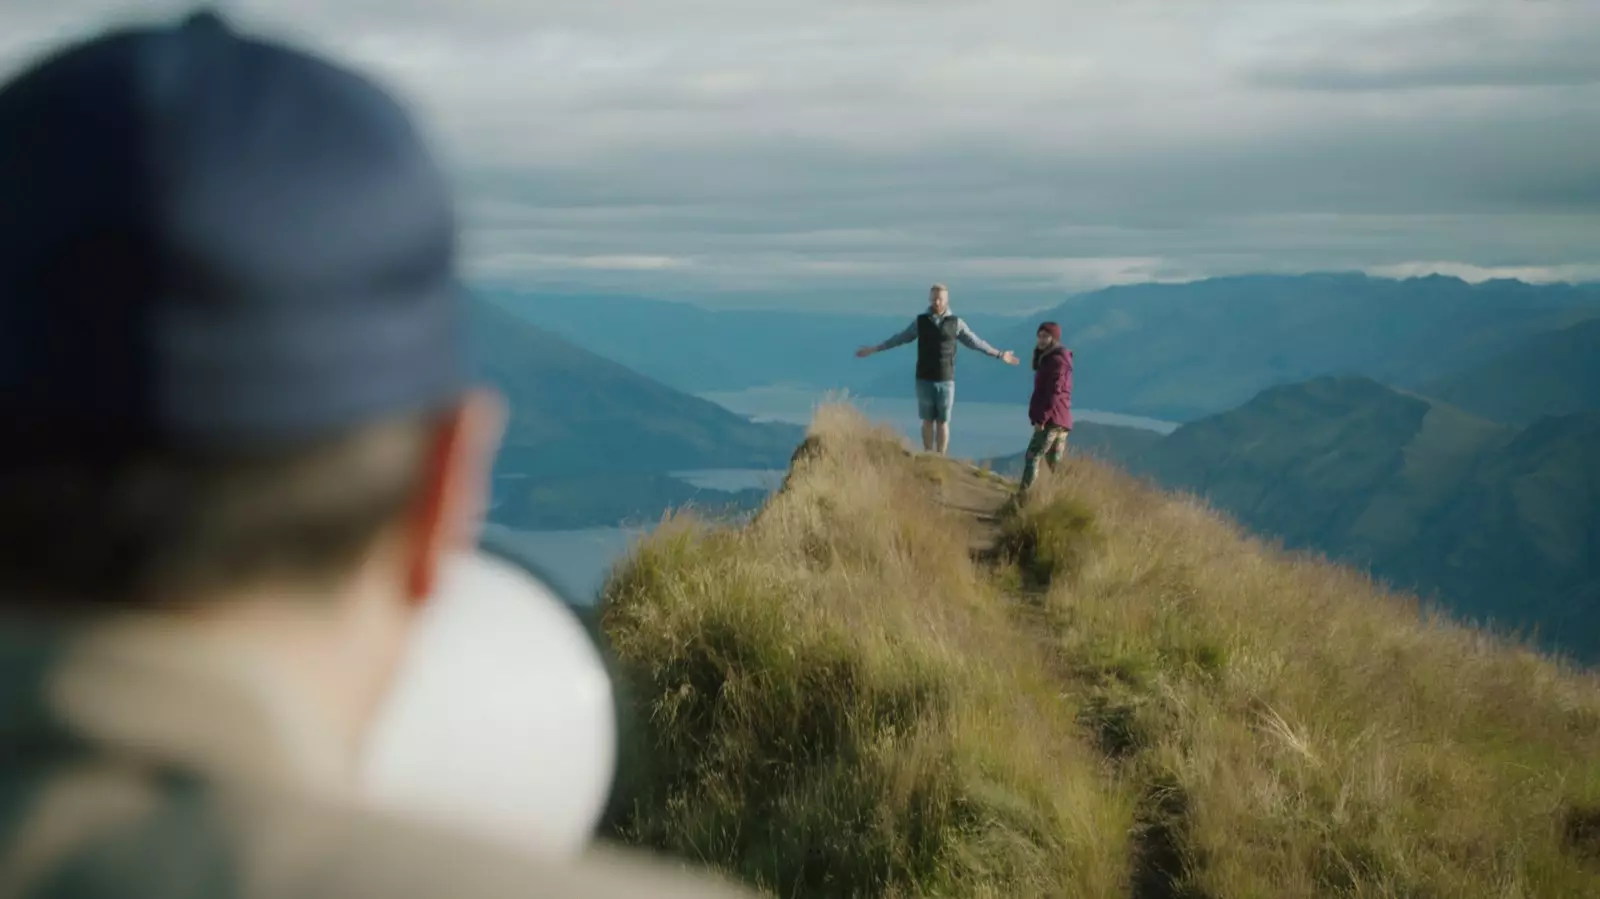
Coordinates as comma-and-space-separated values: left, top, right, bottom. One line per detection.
915, 313, 961, 382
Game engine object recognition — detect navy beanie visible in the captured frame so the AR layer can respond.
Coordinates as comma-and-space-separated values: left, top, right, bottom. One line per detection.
0, 10, 466, 453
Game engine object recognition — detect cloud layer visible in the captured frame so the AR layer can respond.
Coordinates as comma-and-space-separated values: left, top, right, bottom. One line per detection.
4, 0, 1597, 308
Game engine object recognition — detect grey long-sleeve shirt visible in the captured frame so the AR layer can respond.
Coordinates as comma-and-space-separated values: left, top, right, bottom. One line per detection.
874, 312, 1003, 358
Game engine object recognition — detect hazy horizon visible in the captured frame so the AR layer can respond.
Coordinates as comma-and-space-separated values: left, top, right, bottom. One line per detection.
481, 269, 1600, 314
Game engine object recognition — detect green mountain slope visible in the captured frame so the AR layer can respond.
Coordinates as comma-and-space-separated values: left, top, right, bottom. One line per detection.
1420, 316, 1600, 425
1422, 412, 1600, 650
1138, 377, 1513, 562
467, 300, 803, 525
1085, 376, 1597, 662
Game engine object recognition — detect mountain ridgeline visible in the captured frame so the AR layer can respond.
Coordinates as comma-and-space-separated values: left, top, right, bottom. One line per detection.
879, 273, 1600, 420
490, 274, 1600, 423
466, 300, 802, 529
1420, 316, 1600, 426
483, 290, 917, 396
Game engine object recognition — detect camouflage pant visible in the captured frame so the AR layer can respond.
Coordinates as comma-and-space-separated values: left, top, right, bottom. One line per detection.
1019, 426, 1069, 491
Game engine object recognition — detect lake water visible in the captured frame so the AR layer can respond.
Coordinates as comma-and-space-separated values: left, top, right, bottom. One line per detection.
482, 524, 646, 606
493, 386, 1178, 606
670, 468, 787, 492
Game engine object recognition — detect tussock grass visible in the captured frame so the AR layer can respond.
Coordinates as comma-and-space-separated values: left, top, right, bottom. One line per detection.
1022, 457, 1600, 899
997, 494, 1099, 590
599, 404, 1600, 898
601, 407, 1132, 897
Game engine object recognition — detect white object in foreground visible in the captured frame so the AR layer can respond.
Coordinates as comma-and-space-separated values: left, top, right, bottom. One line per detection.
359, 549, 617, 858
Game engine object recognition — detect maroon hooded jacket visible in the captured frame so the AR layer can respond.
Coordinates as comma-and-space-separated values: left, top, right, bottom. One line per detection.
1029, 344, 1073, 430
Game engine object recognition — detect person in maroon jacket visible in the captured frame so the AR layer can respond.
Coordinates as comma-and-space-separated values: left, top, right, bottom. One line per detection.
1021, 322, 1073, 491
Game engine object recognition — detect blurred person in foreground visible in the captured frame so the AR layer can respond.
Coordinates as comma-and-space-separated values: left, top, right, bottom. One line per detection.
1019, 322, 1073, 492
0, 10, 751, 899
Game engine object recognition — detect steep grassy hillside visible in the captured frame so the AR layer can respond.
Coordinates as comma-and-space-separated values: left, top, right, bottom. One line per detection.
1420, 316, 1600, 425
597, 405, 1600, 898
1062, 376, 1598, 664
471, 300, 804, 475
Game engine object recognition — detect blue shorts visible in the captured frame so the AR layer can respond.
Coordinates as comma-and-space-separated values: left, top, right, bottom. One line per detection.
914, 379, 955, 423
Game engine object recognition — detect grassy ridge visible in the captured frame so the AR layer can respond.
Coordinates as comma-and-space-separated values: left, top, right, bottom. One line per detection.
598, 404, 1600, 897
1011, 453, 1600, 897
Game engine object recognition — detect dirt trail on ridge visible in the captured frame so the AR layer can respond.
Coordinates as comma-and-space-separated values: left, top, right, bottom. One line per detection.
919, 455, 1015, 557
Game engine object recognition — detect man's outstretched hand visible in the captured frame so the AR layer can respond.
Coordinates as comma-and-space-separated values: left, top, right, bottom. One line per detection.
1001, 350, 1020, 365
855, 346, 876, 358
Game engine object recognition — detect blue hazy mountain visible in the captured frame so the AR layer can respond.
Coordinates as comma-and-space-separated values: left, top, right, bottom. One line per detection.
466, 299, 803, 526
486, 276, 1600, 424
1419, 315, 1600, 425
872, 274, 1600, 421
481, 289, 1026, 396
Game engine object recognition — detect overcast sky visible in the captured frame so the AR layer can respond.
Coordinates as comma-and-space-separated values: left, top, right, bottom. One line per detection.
3, 1, 1598, 309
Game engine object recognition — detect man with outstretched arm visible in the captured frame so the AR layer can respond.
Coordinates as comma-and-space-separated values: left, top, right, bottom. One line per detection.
1020, 322, 1074, 492
855, 284, 1020, 454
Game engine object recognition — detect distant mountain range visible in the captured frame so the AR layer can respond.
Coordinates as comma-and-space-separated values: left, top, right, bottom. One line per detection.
490, 275, 1600, 423
478, 277, 1600, 651
1420, 316, 1600, 426
869, 274, 1600, 420
481, 290, 925, 396
467, 300, 803, 528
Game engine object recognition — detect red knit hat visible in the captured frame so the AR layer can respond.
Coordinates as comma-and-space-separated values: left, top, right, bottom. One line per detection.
1038, 322, 1062, 341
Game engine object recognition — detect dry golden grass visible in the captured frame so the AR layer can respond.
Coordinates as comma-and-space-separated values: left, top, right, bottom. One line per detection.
600, 406, 1132, 897
1020, 454, 1600, 899
598, 403, 1600, 898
